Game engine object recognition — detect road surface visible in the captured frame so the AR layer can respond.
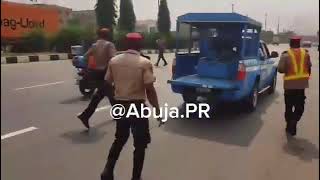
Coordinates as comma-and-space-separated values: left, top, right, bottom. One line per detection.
1, 45, 319, 180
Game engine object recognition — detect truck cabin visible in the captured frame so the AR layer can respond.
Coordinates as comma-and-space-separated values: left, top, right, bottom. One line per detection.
174, 13, 262, 79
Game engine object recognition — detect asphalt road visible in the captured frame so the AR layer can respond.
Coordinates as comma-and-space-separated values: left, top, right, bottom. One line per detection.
1, 45, 319, 180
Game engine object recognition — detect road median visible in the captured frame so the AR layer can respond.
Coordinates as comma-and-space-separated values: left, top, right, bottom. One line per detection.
1, 49, 176, 65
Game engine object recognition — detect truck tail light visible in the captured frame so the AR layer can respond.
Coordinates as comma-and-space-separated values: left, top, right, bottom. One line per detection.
236, 63, 246, 80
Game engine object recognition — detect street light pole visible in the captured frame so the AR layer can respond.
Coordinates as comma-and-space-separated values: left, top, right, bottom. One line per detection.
264, 13, 267, 31
232, 4, 234, 13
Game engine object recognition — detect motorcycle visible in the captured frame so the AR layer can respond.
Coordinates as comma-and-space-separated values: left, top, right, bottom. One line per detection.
72, 55, 99, 97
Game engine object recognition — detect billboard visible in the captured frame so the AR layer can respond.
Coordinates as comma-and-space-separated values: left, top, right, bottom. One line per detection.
1, 1, 61, 39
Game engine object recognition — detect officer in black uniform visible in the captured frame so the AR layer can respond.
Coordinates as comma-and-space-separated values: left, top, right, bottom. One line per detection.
101, 33, 160, 180
77, 28, 116, 128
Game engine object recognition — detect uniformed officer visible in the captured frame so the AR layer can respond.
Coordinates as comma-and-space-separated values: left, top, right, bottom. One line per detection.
101, 33, 160, 180
155, 38, 168, 66
278, 36, 312, 136
77, 28, 116, 129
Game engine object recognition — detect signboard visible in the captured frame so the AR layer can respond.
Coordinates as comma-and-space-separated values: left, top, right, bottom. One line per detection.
1, 1, 61, 39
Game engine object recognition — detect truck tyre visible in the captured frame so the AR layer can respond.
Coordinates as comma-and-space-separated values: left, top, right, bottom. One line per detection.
245, 82, 259, 112
268, 74, 277, 94
79, 80, 95, 97
182, 89, 197, 103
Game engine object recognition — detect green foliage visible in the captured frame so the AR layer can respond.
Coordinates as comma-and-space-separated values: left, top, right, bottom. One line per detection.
95, 0, 117, 29
11, 29, 47, 53
157, 0, 171, 34
118, 0, 136, 32
114, 31, 128, 51
51, 25, 95, 53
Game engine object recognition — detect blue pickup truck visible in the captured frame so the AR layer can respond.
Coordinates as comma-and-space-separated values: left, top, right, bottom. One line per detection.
168, 13, 279, 112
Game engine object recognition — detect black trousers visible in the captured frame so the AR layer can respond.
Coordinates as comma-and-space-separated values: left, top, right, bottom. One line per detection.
79, 70, 115, 120
155, 51, 167, 66
101, 101, 151, 180
284, 89, 306, 123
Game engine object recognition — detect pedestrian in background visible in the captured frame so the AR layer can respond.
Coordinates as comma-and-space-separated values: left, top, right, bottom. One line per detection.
77, 28, 116, 129
278, 36, 312, 136
155, 38, 168, 66
101, 32, 161, 180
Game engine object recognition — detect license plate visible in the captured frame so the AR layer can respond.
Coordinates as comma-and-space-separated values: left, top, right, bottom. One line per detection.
196, 87, 211, 93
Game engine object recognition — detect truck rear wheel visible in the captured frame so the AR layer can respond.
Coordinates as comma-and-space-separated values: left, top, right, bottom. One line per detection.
268, 74, 277, 94
182, 89, 197, 103
245, 83, 258, 112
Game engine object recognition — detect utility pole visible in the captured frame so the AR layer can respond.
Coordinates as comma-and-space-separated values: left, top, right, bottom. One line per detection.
264, 13, 267, 31
158, 0, 160, 8
277, 16, 280, 34
232, 4, 234, 13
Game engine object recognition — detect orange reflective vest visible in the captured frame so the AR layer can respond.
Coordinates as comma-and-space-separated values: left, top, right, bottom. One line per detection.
284, 48, 310, 81
87, 55, 96, 69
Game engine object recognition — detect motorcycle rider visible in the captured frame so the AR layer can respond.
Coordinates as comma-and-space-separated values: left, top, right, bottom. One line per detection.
77, 28, 116, 129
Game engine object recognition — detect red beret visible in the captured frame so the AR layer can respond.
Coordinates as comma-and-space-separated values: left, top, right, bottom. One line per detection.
126, 33, 143, 41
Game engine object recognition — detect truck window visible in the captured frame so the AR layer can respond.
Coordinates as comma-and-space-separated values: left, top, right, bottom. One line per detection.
259, 43, 269, 60
262, 43, 271, 58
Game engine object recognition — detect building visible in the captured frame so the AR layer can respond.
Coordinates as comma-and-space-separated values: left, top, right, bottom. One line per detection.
135, 20, 157, 33
1, 1, 72, 41
69, 10, 97, 29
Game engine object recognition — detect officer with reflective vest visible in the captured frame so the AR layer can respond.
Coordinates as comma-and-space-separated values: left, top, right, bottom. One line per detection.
101, 33, 160, 180
278, 36, 312, 136
77, 28, 116, 128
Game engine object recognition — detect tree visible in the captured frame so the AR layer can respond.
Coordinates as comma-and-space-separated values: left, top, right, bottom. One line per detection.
95, 0, 117, 29
157, 0, 171, 34
117, 0, 136, 32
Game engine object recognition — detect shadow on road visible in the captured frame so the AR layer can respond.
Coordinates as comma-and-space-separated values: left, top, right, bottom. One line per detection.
283, 134, 319, 162
60, 120, 115, 144
163, 91, 280, 147
60, 96, 90, 104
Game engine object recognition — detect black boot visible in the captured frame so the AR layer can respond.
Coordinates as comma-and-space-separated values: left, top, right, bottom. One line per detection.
291, 120, 297, 136
132, 147, 145, 180
77, 113, 90, 129
286, 120, 296, 136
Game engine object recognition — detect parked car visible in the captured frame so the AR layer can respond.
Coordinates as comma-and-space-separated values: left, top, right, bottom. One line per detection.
301, 41, 312, 48
168, 13, 279, 112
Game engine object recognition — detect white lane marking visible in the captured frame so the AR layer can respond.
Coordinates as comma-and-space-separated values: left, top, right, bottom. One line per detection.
14, 81, 65, 90
96, 105, 111, 112
1, 127, 38, 140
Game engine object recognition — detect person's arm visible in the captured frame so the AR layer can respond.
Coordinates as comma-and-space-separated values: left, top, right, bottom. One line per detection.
277, 52, 287, 74
146, 84, 160, 114
105, 61, 114, 84
306, 53, 312, 75
108, 43, 117, 58
143, 62, 160, 114
83, 47, 93, 64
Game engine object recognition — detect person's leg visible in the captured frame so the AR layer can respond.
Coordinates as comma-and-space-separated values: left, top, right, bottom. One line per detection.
102, 81, 116, 106
291, 89, 306, 135
284, 90, 295, 134
293, 89, 306, 122
161, 52, 168, 66
155, 53, 161, 66
131, 107, 151, 180
78, 82, 105, 128
101, 118, 130, 180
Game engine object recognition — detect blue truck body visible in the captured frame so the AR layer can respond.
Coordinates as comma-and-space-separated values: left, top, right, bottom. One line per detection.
168, 13, 279, 111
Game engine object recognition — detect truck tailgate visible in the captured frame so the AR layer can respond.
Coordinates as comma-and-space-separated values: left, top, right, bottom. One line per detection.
168, 74, 239, 90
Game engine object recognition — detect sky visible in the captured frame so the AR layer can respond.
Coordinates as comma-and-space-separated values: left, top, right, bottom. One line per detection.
7, 0, 320, 35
